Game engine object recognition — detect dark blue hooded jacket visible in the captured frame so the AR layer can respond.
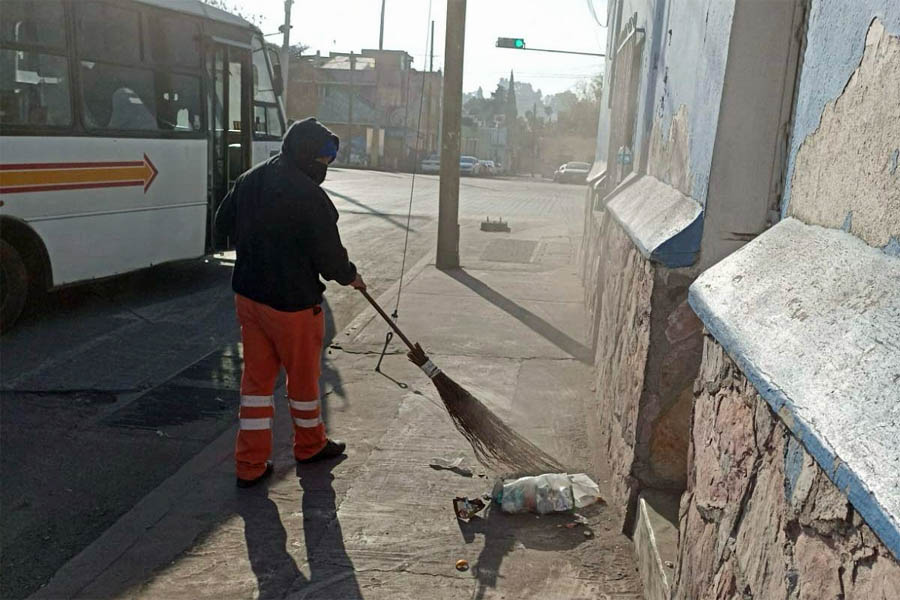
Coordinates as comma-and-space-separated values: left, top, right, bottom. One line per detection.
214, 118, 357, 311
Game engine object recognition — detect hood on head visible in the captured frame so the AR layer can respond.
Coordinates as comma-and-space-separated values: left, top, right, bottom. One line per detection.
281, 117, 340, 165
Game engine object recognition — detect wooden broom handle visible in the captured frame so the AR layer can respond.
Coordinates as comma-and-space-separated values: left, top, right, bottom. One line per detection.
357, 288, 417, 351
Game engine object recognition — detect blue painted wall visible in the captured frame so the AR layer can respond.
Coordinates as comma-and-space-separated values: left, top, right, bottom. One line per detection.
649, 0, 735, 205
782, 0, 900, 215
593, 0, 734, 208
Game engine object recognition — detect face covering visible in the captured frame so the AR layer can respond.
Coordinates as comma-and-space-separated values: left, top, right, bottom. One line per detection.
304, 160, 328, 184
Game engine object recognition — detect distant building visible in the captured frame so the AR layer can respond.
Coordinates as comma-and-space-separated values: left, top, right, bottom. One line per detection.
286, 49, 441, 170
461, 125, 509, 170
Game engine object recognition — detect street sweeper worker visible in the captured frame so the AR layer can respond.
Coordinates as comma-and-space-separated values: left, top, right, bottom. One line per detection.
215, 117, 365, 488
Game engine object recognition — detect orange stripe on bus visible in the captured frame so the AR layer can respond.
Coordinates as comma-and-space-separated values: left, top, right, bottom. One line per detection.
0, 155, 158, 194
0, 166, 149, 187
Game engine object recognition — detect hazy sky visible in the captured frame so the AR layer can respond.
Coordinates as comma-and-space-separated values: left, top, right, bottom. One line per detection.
231, 0, 608, 97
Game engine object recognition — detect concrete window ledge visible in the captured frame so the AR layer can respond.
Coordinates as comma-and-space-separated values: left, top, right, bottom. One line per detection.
689, 217, 900, 559
606, 174, 703, 268
587, 159, 607, 186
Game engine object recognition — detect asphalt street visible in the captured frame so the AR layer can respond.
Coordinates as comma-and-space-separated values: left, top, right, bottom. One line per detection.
0, 170, 586, 599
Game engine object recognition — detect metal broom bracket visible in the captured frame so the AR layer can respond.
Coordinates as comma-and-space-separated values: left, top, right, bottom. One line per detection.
374, 327, 408, 389
375, 330, 393, 373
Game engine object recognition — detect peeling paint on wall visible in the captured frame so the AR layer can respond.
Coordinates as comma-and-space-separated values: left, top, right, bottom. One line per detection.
651, 0, 735, 207
788, 19, 900, 247
782, 0, 900, 216
648, 105, 692, 196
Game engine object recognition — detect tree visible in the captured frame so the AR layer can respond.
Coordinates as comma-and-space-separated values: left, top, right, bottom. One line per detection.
505, 71, 520, 171
505, 71, 518, 126
290, 43, 311, 59
201, 0, 264, 26
575, 73, 604, 105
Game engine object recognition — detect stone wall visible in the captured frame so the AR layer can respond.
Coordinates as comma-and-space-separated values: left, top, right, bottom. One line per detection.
580, 196, 703, 524
674, 334, 900, 599
636, 270, 700, 493
584, 207, 654, 514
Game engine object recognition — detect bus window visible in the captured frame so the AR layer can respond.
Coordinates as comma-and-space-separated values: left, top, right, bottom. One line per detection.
146, 14, 200, 68
81, 62, 156, 130
251, 36, 283, 139
76, 2, 142, 65
252, 43, 276, 103
253, 104, 266, 133
80, 61, 202, 133
156, 73, 202, 131
228, 60, 242, 131
0, 0, 70, 127
1, 0, 66, 49
0, 50, 71, 126
252, 100, 283, 138
266, 105, 282, 137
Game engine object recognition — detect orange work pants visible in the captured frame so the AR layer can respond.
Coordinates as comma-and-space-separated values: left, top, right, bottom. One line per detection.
234, 294, 327, 480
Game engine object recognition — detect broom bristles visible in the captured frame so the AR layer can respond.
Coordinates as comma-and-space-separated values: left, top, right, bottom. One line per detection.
408, 344, 564, 474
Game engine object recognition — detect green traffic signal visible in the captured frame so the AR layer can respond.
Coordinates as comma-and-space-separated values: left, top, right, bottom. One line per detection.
496, 37, 526, 49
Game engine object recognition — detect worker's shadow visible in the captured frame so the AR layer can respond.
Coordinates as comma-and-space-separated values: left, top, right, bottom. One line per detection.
458, 504, 593, 600
237, 456, 361, 600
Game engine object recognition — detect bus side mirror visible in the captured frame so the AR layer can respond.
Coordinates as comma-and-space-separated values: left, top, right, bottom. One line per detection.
269, 49, 284, 96
272, 65, 284, 96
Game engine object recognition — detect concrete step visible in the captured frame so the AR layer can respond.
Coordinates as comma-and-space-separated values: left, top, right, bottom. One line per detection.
632, 488, 680, 600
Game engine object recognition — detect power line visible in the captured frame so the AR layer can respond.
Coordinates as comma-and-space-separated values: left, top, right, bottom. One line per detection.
586, 0, 607, 27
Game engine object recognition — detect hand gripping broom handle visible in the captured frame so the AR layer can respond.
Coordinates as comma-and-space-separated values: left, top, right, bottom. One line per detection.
358, 289, 417, 352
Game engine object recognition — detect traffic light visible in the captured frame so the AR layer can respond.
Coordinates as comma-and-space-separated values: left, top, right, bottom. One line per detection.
496, 37, 526, 49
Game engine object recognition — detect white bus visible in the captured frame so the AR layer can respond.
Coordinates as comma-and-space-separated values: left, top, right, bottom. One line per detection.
0, 0, 286, 330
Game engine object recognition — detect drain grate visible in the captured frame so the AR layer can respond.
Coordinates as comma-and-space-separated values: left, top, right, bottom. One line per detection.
480, 239, 538, 263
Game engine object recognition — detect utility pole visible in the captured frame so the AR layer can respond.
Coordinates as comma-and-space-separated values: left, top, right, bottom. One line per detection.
379, 0, 386, 50
430, 20, 435, 72
437, 0, 465, 270
281, 0, 293, 112
347, 52, 355, 164
532, 101, 537, 177
426, 20, 435, 153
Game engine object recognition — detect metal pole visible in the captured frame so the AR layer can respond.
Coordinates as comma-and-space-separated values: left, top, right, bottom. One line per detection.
379, 0, 386, 50
281, 0, 293, 112
514, 46, 605, 57
430, 20, 435, 72
348, 52, 355, 164
437, 0, 465, 270
428, 20, 435, 152
531, 101, 537, 177
426, 21, 440, 152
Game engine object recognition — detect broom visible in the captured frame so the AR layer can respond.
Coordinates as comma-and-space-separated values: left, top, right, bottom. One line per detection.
358, 288, 564, 474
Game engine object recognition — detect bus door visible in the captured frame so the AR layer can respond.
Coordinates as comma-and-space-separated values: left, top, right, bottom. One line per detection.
207, 40, 252, 250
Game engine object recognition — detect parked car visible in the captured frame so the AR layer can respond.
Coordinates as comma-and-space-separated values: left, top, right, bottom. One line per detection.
420, 154, 440, 174
460, 155, 481, 176
479, 160, 496, 176
553, 161, 591, 184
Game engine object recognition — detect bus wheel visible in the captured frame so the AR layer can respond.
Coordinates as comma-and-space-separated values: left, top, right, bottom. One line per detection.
0, 239, 28, 333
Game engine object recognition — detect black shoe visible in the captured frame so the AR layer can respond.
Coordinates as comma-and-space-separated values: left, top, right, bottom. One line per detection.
236, 461, 273, 488
297, 439, 346, 464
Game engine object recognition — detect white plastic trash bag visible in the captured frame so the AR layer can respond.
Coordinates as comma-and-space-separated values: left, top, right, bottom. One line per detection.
568, 473, 601, 508
497, 473, 577, 514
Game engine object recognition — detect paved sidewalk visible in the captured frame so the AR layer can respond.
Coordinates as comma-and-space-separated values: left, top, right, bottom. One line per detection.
34, 215, 643, 599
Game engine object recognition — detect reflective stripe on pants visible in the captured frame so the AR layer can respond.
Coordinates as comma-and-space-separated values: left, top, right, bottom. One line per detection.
234, 294, 327, 480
